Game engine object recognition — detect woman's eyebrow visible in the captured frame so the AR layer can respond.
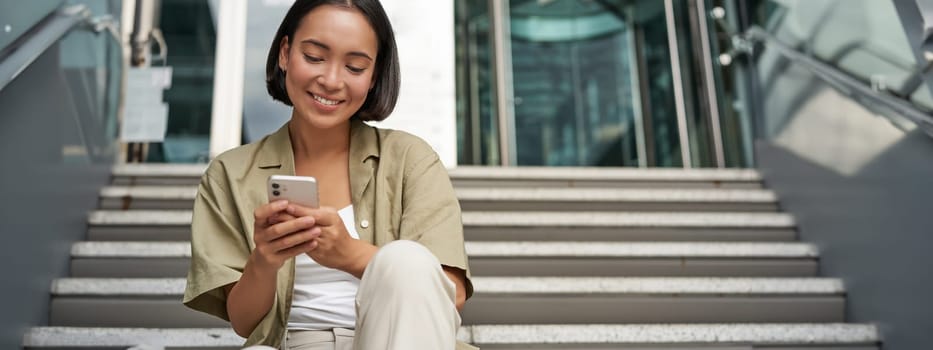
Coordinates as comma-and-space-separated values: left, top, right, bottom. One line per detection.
300, 38, 373, 61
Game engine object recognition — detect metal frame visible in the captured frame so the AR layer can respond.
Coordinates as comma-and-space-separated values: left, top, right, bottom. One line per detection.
695, 0, 726, 168
663, 0, 693, 168
625, 16, 648, 168
490, 0, 518, 166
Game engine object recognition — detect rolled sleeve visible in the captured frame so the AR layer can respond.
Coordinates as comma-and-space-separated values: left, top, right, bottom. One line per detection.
183, 169, 251, 321
398, 152, 474, 299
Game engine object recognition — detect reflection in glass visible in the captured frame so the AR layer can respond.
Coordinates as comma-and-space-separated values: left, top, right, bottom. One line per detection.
456, 0, 500, 166
144, 0, 216, 163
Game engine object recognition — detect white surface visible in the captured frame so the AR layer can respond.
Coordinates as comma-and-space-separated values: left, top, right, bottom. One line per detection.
209, 0, 247, 159
288, 206, 360, 331
374, 0, 457, 167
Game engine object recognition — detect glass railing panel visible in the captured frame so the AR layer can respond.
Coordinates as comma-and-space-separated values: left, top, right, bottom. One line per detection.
57, 17, 122, 163
1, 2, 123, 165
756, 0, 923, 98
911, 85, 933, 111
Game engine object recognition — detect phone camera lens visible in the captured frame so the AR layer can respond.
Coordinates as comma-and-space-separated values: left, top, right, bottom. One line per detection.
272, 190, 280, 196
272, 183, 280, 189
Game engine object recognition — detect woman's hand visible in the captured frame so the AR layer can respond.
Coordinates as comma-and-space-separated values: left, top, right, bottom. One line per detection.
286, 204, 378, 278
249, 200, 321, 271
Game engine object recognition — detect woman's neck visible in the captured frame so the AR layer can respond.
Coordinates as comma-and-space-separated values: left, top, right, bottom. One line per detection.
287, 117, 351, 162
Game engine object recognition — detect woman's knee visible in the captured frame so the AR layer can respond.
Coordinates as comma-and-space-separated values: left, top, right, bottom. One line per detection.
365, 240, 442, 289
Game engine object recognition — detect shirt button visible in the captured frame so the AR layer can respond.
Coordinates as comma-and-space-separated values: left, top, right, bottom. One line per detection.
360, 219, 370, 228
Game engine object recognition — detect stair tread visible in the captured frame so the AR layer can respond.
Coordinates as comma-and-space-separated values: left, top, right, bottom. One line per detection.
112, 164, 763, 181
51, 277, 844, 296
101, 186, 778, 202
88, 210, 796, 227
72, 241, 819, 258
25, 323, 879, 347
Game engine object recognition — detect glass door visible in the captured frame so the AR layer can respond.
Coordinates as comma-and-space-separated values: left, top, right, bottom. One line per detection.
457, 0, 733, 167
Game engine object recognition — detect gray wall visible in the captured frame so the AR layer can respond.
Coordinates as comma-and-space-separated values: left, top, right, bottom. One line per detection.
0, 42, 113, 349
753, 51, 933, 349
0, 0, 63, 53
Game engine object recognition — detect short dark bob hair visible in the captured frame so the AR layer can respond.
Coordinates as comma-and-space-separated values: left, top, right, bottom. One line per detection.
265, 0, 400, 121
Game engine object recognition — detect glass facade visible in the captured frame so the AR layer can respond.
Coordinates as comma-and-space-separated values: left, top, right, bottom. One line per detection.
456, 0, 743, 167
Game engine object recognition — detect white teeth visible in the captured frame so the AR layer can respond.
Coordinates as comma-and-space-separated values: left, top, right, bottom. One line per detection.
312, 94, 339, 106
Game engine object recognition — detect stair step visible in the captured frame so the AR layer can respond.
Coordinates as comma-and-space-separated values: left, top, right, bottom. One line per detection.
99, 186, 779, 211
86, 210, 798, 242
70, 241, 819, 277
49, 277, 845, 326
25, 324, 879, 348
111, 164, 764, 188
51, 277, 843, 296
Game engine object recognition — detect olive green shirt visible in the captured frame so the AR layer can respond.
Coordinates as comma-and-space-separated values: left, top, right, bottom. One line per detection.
183, 119, 474, 348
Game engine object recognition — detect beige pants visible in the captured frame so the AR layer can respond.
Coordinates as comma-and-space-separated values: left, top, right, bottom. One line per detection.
247, 240, 461, 350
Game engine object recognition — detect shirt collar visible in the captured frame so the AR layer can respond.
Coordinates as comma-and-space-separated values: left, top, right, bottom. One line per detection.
255, 119, 379, 200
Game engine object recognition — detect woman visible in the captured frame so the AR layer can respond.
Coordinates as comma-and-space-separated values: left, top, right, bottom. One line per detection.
182, 1, 474, 349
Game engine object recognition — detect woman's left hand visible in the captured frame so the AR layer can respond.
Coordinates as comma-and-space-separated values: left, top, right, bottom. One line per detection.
285, 204, 378, 278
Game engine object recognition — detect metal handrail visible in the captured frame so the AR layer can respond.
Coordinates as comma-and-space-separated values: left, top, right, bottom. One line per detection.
0, 4, 119, 91
745, 26, 933, 138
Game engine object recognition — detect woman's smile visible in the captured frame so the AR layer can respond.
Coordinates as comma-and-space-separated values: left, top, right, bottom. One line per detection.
308, 92, 344, 112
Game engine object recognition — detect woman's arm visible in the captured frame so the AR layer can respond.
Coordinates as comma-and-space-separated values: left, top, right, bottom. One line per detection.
443, 266, 467, 311
225, 200, 320, 337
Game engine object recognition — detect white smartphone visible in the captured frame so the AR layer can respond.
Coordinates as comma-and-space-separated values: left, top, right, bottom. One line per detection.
267, 175, 320, 208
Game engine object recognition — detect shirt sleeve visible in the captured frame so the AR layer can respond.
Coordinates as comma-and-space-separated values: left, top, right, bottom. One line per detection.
183, 166, 251, 321
398, 150, 474, 299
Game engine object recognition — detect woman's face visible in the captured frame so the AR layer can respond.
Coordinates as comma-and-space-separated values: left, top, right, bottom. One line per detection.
279, 5, 378, 129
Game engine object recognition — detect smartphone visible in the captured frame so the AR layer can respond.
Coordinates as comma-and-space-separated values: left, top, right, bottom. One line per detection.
267, 175, 320, 208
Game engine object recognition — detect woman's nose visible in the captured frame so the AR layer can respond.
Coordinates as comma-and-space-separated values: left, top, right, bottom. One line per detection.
316, 63, 343, 91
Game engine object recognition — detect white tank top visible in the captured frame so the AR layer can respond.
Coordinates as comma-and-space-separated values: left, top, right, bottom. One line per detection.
287, 205, 360, 330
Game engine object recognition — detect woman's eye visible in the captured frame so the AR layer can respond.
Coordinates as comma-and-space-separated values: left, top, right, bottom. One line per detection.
303, 54, 322, 63
347, 66, 365, 74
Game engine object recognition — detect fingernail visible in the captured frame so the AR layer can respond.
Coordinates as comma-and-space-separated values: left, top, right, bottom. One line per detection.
302, 217, 315, 225
274, 200, 288, 207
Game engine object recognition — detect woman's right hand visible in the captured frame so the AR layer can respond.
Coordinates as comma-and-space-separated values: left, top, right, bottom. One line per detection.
249, 200, 321, 271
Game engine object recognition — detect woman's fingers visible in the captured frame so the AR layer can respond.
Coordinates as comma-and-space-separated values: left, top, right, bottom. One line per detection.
286, 205, 339, 226
259, 216, 316, 242
253, 200, 288, 226
278, 236, 318, 258
270, 227, 320, 252
267, 212, 298, 225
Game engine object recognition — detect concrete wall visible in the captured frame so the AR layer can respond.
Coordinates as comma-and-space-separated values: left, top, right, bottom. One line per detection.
0, 42, 113, 349
753, 49, 933, 349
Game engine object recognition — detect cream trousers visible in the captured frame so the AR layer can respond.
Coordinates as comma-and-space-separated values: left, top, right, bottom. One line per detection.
245, 240, 461, 350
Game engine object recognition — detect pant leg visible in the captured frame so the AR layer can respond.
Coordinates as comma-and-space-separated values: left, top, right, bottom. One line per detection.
283, 330, 336, 350
353, 240, 460, 350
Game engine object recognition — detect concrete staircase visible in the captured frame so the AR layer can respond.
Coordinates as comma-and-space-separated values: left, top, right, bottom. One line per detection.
24, 164, 880, 349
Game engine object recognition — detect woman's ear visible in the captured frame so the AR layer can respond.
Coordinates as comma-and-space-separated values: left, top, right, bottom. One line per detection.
278, 36, 290, 72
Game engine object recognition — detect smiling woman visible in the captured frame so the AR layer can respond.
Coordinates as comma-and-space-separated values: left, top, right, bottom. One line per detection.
182, 1, 474, 349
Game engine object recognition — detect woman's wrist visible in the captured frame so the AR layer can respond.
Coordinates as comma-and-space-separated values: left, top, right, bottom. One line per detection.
338, 240, 378, 279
